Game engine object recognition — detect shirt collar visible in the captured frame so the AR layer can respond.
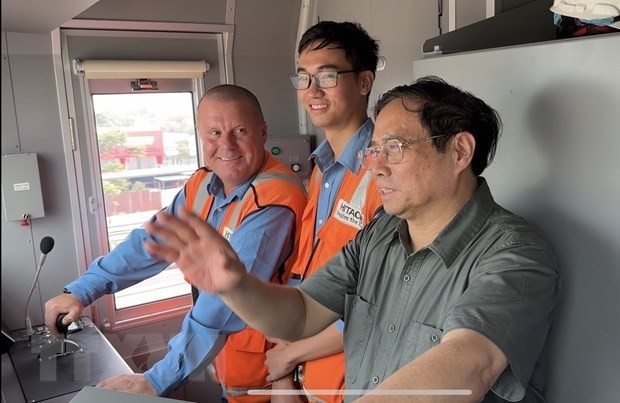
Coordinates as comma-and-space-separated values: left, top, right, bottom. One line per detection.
429, 177, 496, 268
311, 118, 374, 174
206, 169, 257, 202
389, 178, 496, 268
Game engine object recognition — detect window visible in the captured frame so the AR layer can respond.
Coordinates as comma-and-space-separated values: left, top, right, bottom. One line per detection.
74, 70, 207, 331
60, 23, 227, 334
92, 92, 198, 310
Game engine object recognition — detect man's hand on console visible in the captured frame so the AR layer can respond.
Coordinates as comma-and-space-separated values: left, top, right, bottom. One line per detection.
96, 373, 157, 396
44, 294, 85, 335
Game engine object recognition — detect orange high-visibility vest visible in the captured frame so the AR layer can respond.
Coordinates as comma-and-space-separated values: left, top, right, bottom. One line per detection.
185, 154, 307, 402
290, 165, 382, 403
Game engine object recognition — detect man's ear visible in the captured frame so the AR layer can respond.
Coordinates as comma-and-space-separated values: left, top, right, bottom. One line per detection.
359, 71, 374, 96
452, 132, 475, 172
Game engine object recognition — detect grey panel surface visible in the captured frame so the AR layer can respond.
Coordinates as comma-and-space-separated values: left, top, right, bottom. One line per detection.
265, 135, 314, 182
233, 0, 301, 136
70, 386, 189, 402
76, 0, 228, 24
1, 32, 81, 332
1, 32, 20, 154
413, 34, 620, 403
8, 318, 132, 403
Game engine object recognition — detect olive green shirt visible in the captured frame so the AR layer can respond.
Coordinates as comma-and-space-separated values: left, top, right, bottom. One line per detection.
300, 178, 560, 402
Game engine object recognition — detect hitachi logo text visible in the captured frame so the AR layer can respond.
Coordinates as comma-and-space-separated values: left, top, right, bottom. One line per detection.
223, 227, 234, 240
334, 199, 363, 230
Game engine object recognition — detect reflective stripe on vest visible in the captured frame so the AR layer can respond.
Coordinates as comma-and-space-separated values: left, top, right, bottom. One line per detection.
348, 170, 372, 210
224, 171, 306, 229
190, 171, 305, 230
190, 171, 215, 216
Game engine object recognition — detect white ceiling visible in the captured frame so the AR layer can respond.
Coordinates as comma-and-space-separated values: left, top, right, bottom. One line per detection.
1, 0, 100, 34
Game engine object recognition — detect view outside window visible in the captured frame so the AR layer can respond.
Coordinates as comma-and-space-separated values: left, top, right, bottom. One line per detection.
92, 92, 198, 309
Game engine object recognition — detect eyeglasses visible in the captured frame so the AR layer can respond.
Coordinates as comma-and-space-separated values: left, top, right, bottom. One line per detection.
358, 135, 450, 167
289, 69, 357, 90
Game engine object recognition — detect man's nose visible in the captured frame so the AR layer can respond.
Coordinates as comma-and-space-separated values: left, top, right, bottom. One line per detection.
306, 77, 324, 95
368, 154, 388, 177
219, 133, 238, 147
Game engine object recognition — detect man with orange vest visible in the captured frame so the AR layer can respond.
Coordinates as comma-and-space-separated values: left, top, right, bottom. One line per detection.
44, 85, 307, 401
265, 21, 383, 402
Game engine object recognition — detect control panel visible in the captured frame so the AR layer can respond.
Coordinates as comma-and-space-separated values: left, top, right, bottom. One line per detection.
265, 135, 314, 186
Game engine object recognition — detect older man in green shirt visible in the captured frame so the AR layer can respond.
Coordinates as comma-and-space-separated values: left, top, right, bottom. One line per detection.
144, 76, 560, 403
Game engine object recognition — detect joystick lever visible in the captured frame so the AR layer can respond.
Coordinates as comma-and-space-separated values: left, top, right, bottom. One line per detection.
56, 314, 70, 336
38, 314, 83, 361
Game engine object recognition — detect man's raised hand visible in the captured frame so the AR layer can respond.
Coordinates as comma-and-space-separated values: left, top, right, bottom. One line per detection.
144, 207, 246, 295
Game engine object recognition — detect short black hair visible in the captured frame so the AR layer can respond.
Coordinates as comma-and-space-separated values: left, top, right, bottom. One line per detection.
298, 21, 380, 75
375, 76, 501, 176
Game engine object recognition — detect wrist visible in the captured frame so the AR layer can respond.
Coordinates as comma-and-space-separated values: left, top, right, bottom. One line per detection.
285, 342, 303, 367
272, 373, 298, 388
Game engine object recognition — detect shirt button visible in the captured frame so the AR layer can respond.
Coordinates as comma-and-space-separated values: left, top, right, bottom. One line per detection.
403, 274, 411, 282
388, 325, 396, 332
372, 376, 379, 384
324, 182, 330, 188
318, 219, 323, 225
431, 334, 439, 343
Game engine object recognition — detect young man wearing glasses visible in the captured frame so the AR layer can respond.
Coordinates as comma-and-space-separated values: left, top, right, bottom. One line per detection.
144, 76, 561, 403
259, 21, 384, 402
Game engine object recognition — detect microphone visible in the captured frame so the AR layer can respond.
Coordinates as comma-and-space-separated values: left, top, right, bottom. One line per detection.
24, 236, 55, 336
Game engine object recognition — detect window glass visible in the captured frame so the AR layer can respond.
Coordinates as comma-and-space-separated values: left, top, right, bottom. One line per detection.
92, 92, 197, 309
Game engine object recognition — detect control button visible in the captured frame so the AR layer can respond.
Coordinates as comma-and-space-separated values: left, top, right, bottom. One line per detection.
291, 163, 301, 172
271, 146, 281, 155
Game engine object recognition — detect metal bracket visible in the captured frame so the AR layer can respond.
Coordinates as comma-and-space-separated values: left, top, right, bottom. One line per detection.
130, 78, 158, 91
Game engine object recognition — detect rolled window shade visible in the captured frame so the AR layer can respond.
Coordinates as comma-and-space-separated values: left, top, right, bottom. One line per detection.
72, 59, 209, 79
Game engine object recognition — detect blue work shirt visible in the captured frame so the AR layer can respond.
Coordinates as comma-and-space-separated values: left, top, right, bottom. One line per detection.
65, 171, 296, 396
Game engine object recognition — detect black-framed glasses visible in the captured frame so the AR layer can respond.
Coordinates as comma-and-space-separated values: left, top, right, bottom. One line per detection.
289, 69, 357, 90
358, 135, 450, 167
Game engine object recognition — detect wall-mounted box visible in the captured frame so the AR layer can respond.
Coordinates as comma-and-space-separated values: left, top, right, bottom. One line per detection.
1, 153, 45, 221
265, 135, 314, 184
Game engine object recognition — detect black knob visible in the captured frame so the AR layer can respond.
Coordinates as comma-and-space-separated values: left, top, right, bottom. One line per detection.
56, 314, 70, 336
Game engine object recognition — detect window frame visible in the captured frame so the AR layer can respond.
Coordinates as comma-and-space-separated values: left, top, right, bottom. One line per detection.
82, 77, 204, 332
56, 23, 231, 333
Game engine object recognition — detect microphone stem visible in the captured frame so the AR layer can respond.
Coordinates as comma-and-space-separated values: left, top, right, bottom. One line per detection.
24, 255, 46, 334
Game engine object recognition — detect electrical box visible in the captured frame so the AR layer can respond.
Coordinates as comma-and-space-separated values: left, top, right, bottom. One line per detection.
265, 135, 314, 186
1, 153, 45, 221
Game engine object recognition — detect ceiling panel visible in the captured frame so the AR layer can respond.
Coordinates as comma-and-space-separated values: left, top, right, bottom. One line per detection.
1, 0, 100, 34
